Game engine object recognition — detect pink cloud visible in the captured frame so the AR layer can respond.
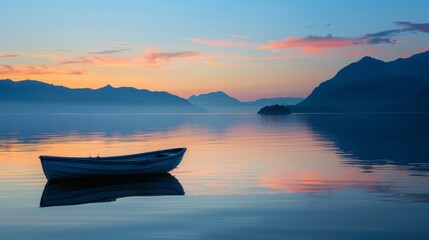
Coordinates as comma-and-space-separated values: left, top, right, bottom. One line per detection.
0, 65, 85, 75
184, 38, 256, 48
260, 29, 403, 54
260, 34, 358, 53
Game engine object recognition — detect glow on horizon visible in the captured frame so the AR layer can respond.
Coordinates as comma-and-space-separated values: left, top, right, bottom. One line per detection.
1, 0, 429, 101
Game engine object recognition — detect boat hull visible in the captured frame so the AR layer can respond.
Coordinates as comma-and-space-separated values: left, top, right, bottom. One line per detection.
40, 148, 186, 181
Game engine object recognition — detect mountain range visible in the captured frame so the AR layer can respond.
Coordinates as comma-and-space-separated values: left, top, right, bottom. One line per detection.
0, 79, 301, 113
2, 50, 429, 114
0, 79, 204, 113
188, 91, 303, 113
293, 51, 429, 112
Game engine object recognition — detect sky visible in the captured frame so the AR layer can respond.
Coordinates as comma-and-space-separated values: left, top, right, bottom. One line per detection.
1, 0, 429, 101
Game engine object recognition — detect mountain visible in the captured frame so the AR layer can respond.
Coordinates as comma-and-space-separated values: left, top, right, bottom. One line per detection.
385, 87, 429, 112
188, 91, 304, 113
0, 79, 204, 113
188, 91, 241, 106
294, 51, 429, 112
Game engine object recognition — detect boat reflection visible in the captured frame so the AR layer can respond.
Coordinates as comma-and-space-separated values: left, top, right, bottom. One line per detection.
40, 173, 184, 207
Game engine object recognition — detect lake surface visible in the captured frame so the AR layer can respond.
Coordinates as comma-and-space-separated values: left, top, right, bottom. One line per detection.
0, 113, 428, 239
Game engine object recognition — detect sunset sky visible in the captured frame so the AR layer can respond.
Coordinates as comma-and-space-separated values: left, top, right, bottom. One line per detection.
1, 0, 429, 100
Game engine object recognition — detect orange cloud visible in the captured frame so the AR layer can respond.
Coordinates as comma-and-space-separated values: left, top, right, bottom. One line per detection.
61, 55, 131, 66
0, 52, 65, 61
144, 51, 200, 64
61, 50, 201, 67
0, 65, 85, 75
184, 38, 256, 48
0, 54, 20, 58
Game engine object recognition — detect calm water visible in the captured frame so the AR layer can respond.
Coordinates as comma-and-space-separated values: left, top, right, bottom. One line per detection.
0, 113, 429, 239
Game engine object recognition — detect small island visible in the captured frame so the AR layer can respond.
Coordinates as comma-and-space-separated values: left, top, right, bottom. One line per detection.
257, 104, 291, 115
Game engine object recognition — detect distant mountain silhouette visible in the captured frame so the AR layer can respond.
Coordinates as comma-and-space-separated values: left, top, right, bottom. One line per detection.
294, 51, 429, 112
189, 91, 303, 113
189, 91, 242, 106
0, 79, 204, 113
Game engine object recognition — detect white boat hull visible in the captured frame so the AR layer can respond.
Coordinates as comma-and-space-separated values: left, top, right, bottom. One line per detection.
40, 148, 186, 181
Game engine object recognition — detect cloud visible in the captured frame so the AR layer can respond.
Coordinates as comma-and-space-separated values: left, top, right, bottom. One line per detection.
0, 54, 20, 58
260, 34, 358, 53
144, 51, 200, 64
361, 29, 403, 44
260, 31, 402, 53
184, 38, 256, 48
395, 21, 429, 33
260, 22, 429, 54
306, 24, 331, 28
0, 52, 65, 61
61, 50, 201, 67
86, 48, 130, 54
0, 65, 85, 75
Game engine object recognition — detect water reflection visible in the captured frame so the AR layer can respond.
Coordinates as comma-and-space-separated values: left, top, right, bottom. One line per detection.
1, 113, 429, 239
0, 114, 245, 146
1, 113, 428, 203
40, 173, 184, 207
300, 113, 429, 175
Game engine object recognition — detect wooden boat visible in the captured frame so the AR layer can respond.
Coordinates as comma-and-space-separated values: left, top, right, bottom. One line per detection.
40, 173, 184, 207
40, 148, 186, 181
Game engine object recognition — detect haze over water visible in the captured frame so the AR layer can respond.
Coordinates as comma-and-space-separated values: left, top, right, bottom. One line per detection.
1, 113, 428, 239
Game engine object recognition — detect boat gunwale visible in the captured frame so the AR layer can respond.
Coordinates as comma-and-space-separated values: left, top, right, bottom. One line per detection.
39, 147, 186, 164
